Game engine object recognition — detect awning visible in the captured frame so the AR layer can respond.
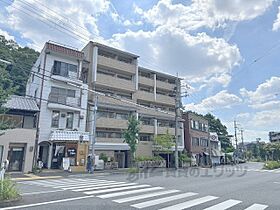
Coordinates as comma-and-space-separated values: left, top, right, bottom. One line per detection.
49, 130, 90, 142
211, 149, 223, 157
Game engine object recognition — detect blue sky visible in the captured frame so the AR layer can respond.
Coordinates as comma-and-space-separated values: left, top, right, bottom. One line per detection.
0, 0, 280, 142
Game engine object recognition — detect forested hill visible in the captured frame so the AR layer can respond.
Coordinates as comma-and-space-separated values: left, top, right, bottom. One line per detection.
0, 35, 39, 96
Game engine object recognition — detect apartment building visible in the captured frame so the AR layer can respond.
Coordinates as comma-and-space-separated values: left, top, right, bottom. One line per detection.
26, 42, 89, 170
83, 42, 184, 168
0, 95, 39, 173
269, 131, 280, 143
183, 111, 210, 166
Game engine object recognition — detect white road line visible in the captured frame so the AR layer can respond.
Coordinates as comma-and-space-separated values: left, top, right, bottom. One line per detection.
52, 180, 118, 188
73, 183, 137, 192
274, 182, 280, 184
63, 182, 126, 190
98, 187, 163, 199
25, 179, 112, 187
203, 199, 242, 210
158, 195, 218, 210
84, 184, 151, 195
19, 178, 92, 185
131, 192, 197, 209
113, 190, 180, 203
20, 189, 65, 196
0, 195, 95, 210
244, 204, 268, 210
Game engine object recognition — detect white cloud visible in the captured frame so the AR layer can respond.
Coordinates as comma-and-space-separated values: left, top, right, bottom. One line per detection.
273, 6, 280, 31
184, 90, 242, 114
240, 76, 280, 104
134, 0, 274, 31
0, 29, 15, 41
4, 0, 111, 50
110, 26, 241, 85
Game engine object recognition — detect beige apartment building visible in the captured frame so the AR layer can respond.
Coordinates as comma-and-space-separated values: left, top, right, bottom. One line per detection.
83, 42, 184, 168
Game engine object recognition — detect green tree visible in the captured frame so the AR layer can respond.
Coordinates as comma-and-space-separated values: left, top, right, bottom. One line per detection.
0, 63, 16, 130
154, 130, 175, 167
123, 115, 140, 162
204, 113, 234, 152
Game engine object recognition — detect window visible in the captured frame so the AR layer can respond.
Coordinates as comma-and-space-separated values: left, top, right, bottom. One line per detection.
117, 74, 132, 81
200, 138, 208, 147
66, 112, 74, 129
51, 111, 60, 128
97, 131, 107, 138
50, 87, 75, 98
199, 123, 203, 130
141, 118, 153, 125
53, 61, 77, 77
140, 134, 152, 141
192, 137, 199, 147
195, 121, 199, 129
116, 113, 128, 120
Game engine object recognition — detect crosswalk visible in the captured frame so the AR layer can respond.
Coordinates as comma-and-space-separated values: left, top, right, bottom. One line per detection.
19, 178, 269, 210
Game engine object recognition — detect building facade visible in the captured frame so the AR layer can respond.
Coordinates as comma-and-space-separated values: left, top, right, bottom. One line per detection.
269, 132, 280, 143
0, 95, 39, 173
209, 132, 224, 165
82, 42, 184, 168
183, 111, 210, 166
26, 41, 184, 169
26, 42, 90, 170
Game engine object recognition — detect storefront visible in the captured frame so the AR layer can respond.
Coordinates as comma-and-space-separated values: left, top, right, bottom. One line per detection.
46, 130, 90, 171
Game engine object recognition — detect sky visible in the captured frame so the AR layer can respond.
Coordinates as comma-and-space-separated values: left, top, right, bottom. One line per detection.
0, 0, 280, 143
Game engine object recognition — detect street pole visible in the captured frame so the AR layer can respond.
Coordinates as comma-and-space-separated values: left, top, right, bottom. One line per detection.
234, 120, 238, 149
174, 75, 180, 170
91, 93, 98, 173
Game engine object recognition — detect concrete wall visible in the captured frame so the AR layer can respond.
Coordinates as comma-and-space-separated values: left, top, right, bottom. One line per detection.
0, 129, 36, 173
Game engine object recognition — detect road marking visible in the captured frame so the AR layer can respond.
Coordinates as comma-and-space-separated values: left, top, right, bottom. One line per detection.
131, 192, 197, 209
20, 189, 65, 196
84, 184, 150, 195
113, 189, 180, 203
63, 181, 126, 190
0, 195, 95, 210
273, 182, 280, 184
158, 195, 218, 210
203, 199, 242, 210
98, 187, 164, 199
244, 204, 268, 210
73, 183, 137, 192
53, 180, 118, 188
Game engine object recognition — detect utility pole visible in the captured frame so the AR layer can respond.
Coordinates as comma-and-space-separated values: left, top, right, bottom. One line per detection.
234, 120, 238, 149
240, 128, 244, 159
90, 93, 98, 173
174, 74, 180, 170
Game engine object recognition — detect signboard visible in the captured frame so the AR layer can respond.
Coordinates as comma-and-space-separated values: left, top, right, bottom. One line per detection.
67, 148, 76, 157
62, 158, 70, 170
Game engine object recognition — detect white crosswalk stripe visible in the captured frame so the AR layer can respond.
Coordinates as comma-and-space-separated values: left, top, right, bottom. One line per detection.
73, 183, 137, 192
84, 184, 150, 195
131, 192, 198, 209
158, 195, 218, 210
19, 178, 269, 210
98, 186, 163, 198
113, 189, 180, 203
203, 199, 242, 210
244, 204, 268, 210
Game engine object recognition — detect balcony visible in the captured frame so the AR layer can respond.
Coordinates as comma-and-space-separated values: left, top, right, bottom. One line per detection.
135, 91, 155, 102
156, 94, 175, 106
96, 137, 124, 144
156, 80, 175, 91
140, 124, 155, 134
157, 127, 175, 135
48, 94, 81, 111
139, 76, 154, 87
96, 117, 128, 130
98, 55, 136, 74
96, 73, 135, 92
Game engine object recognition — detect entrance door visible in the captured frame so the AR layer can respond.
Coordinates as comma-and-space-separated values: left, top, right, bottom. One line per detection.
115, 151, 125, 168
8, 146, 25, 171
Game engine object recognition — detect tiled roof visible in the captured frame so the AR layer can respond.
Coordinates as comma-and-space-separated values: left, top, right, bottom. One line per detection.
3, 95, 39, 112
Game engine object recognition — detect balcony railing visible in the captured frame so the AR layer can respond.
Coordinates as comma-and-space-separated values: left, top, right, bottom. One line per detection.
48, 94, 81, 108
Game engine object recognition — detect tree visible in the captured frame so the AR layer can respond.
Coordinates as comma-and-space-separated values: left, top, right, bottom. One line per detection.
154, 130, 175, 167
204, 113, 234, 152
123, 115, 140, 162
0, 64, 16, 130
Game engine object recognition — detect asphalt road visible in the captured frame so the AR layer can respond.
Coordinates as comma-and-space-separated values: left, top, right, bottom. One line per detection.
1, 162, 280, 210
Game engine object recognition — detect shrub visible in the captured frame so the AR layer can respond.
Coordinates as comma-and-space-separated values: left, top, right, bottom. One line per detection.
0, 178, 20, 201
127, 167, 140, 173
99, 153, 108, 163
135, 156, 164, 162
179, 154, 191, 163
263, 161, 280, 170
